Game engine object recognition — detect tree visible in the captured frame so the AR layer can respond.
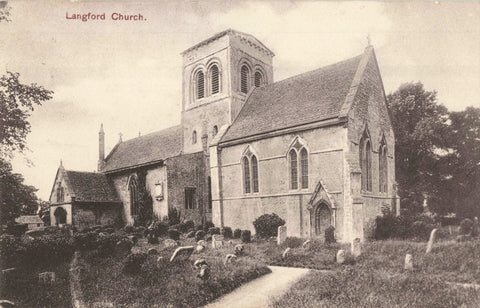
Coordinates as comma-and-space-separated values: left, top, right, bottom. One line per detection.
134, 169, 153, 226
0, 159, 39, 224
0, 1, 11, 23
387, 82, 451, 214
0, 72, 53, 159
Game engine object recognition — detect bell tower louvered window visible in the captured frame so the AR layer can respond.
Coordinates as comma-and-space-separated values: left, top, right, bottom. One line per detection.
196, 71, 205, 99
210, 65, 219, 95
241, 65, 250, 94
254, 71, 263, 87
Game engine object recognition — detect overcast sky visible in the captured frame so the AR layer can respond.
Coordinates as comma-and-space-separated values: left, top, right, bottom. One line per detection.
2, 1, 479, 200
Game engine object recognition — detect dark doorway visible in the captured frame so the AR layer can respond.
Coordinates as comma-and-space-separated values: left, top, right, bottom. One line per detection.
54, 207, 67, 225
314, 203, 331, 237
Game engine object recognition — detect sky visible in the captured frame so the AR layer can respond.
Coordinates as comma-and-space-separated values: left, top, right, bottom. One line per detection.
1, 0, 479, 200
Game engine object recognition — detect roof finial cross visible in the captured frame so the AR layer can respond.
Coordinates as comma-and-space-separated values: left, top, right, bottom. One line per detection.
367, 34, 372, 46
118, 132, 123, 142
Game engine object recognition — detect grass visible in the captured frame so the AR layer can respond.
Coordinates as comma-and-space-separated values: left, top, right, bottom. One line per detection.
270, 238, 480, 308
79, 236, 270, 307
0, 261, 72, 307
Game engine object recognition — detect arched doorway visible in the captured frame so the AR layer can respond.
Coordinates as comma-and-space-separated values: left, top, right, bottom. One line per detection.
54, 207, 67, 225
314, 203, 332, 237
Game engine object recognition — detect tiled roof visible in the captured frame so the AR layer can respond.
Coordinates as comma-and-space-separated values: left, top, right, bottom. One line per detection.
65, 171, 120, 202
15, 215, 44, 225
221, 54, 364, 143
102, 125, 183, 173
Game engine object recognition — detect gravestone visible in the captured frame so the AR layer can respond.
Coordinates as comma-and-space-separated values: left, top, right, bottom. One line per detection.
197, 265, 210, 280
336, 250, 345, 264
193, 259, 208, 270
212, 235, 224, 249
282, 247, 291, 260
156, 256, 165, 268
302, 239, 311, 250
471, 217, 479, 237
1, 268, 17, 284
197, 240, 207, 247
195, 245, 205, 253
404, 254, 413, 271
224, 254, 238, 265
38, 272, 56, 284
351, 238, 362, 258
164, 239, 178, 248
169, 246, 195, 262
147, 248, 158, 255
0, 300, 15, 307
426, 228, 438, 253
234, 244, 244, 255
277, 225, 287, 246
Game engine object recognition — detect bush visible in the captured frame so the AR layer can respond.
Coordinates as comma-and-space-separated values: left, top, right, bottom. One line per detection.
168, 207, 181, 226
221, 227, 233, 239
208, 227, 221, 235
325, 226, 335, 244
122, 252, 147, 274
181, 220, 194, 232
459, 218, 474, 235
411, 220, 435, 240
124, 225, 135, 233
241, 230, 251, 243
233, 229, 242, 239
152, 220, 169, 237
203, 221, 215, 232
195, 230, 205, 241
168, 229, 180, 240
195, 225, 204, 231
253, 213, 285, 238
284, 237, 303, 248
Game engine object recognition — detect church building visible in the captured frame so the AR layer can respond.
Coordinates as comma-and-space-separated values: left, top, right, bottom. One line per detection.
49, 29, 399, 242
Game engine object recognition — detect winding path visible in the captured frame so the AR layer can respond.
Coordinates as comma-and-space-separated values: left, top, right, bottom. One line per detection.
204, 266, 311, 308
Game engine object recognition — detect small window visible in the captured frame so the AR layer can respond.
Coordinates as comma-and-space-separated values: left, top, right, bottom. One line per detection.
196, 71, 205, 99
243, 156, 251, 193
128, 176, 138, 216
56, 183, 64, 202
210, 65, 219, 95
300, 148, 308, 189
251, 155, 259, 193
379, 142, 388, 193
240, 65, 250, 94
290, 149, 298, 190
213, 125, 218, 137
254, 71, 263, 87
185, 187, 196, 209
192, 130, 197, 144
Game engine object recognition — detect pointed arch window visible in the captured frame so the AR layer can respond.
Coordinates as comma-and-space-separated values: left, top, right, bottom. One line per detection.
379, 140, 388, 193
251, 155, 259, 193
289, 149, 298, 190
240, 65, 250, 94
213, 125, 218, 137
243, 156, 251, 194
56, 183, 64, 203
196, 70, 205, 99
300, 148, 309, 189
288, 138, 309, 190
360, 131, 372, 192
209, 64, 220, 95
254, 71, 264, 87
128, 176, 138, 216
242, 147, 259, 194
192, 130, 197, 144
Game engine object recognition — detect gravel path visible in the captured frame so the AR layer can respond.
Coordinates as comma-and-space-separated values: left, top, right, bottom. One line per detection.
204, 266, 311, 308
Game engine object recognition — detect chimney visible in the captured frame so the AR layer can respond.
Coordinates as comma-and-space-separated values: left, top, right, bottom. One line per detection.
98, 124, 105, 171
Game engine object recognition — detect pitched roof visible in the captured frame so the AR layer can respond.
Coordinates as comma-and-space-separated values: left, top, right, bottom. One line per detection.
65, 170, 120, 202
102, 125, 183, 173
221, 53, 365, 143
15, 215, 44, 225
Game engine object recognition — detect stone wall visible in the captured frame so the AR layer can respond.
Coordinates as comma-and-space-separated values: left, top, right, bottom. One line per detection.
71, 203, 122, 231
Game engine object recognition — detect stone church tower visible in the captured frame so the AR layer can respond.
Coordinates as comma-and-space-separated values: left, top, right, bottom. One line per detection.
180, 29, 275, 154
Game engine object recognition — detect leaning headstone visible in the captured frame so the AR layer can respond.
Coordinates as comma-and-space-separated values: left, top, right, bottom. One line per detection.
212, 235, 224, 249
164, 239, 178, 248
351, 238, 362, 258
471, 217, 479, 237
147, 248, 158, 255
186, 231, 196, 238
193, 259, 208, 270
426, 228, 438, 253
282, 247, 291, 260
404, 254, 413, 271
277, 225, 287, 246
197, 264, 210, 281
224, 254, 238, 265
302, 239, 311, 250
195, 245, 205, 253
169, 246, 195, 262
38, 272, 56, 284
197, 240, 207, 247
1, 268, 17, 284
234, 244, 244, 255
336, 249, 345, 264
0, 300, 15, 307
156, 256, 165, 268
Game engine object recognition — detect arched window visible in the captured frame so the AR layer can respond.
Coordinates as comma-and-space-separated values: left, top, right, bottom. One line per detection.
196, 71, 205, 99
192, 130, 197, 144
213, 125, 218, 137
240, 65, 250, 94
360, 132, 372, 192
254, 71, 263, 87
251, 155, 259, 193
300, 148, 309, 189
379, 141, 388, 193
56, 183, 64, 202
289, 149, 298, 190
243, 156, 251, 193
209, 65, 220, 95
128, 176, 138, 216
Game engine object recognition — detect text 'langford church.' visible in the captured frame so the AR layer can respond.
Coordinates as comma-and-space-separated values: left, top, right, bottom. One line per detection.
49, 30, 399, 243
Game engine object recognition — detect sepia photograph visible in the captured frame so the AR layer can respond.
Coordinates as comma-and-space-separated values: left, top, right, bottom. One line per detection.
0, 1, 479, 307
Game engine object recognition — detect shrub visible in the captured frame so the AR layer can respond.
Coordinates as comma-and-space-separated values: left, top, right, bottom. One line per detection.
459, 218, 474, 235
241, 230, 251, 243
284, 237, 303, 248
168, 229, 180, 240
208, 227, 221, 235
411, 220, 435, 240
168, 207, 181, 226
325, 226, 335, 244
233, 229, 242, 239
195, 230, 205, 241
221, 227, 233, 239
124, 225, 135, 234
203, 221, 215, 232
122, 252, 147, 274
147, 233, 159, 244
181, 220, 194, 232
195, 225, 204, 231
253, 213, 285, 238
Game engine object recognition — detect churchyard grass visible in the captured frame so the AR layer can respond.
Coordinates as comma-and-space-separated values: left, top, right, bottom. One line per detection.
270, 239, 480, 307
79, 237, 270, 307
